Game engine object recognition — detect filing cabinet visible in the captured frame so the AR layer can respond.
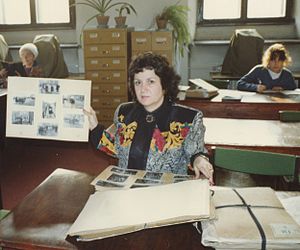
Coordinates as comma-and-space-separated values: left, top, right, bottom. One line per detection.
131, 31, 173, 64
83, 28, 130, 128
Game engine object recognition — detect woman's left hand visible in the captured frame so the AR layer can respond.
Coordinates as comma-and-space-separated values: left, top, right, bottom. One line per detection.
190, 155, 214, 185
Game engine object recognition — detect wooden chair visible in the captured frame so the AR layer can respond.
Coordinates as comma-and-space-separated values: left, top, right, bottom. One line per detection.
212, 147, 300, 191
279, 110, 300, 122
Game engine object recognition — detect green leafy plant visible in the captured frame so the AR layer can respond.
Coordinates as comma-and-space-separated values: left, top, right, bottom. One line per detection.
156, 3, 191, 57
73, 0, 136, 28
116, 3, 137, 17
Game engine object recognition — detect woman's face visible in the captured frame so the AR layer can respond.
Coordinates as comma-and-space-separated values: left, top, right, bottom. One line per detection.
133, 69, 164, 112
268, 58, 284, 73
20, 50, 35, 67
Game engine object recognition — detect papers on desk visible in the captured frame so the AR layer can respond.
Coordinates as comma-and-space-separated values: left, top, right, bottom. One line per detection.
6, 76, 91, 142
68, 176, 211, 241
198, 187, 300, 250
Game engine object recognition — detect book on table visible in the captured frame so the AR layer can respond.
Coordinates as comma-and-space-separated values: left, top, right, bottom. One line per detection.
68, 166, 212, 241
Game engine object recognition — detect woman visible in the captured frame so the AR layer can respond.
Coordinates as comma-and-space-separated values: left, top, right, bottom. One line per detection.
237, 43, 297, 92
0, 43, 43, 79
84, 53, 213, 184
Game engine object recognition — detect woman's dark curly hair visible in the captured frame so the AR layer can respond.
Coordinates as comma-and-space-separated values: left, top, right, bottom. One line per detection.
128, 52, 180, 102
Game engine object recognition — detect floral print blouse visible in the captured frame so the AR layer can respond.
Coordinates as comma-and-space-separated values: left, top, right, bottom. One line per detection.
91, 100, 207, 175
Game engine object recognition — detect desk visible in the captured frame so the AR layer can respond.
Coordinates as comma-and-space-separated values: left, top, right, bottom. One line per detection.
204, 117, 300, 155
0, 168, 211, 250
180, 89, 300, 120
210, 71, 300, 82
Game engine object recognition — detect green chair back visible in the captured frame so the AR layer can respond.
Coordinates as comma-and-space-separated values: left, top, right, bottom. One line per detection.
213, 147, 297, 177
279, 110, 300, 122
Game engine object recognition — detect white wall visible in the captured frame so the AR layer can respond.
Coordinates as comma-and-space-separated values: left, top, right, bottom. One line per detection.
1, 0, 300, 83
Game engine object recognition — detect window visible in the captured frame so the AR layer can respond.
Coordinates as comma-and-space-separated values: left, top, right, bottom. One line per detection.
198, 0, 293, 25
0, 0, 75, 31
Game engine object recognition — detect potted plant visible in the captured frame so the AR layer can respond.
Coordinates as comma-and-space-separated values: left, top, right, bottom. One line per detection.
155, 3, 191, 58
73, 0, 136, 28
114, 3, 137, 28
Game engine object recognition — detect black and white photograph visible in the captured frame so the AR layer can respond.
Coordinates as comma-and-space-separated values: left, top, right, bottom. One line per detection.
143, 171, 163, 180
39, 79, 60, 94
134, 178, 161, 186
111, 166, 138, 176
63, 114, 84, 128
107, 173, 129, 183
12, 111, 34, 125
96, 180, 124, 188
42, 101, 56, 119
37, 123, 58, 137
13, 95, 35, 106
62, 95, 85, 109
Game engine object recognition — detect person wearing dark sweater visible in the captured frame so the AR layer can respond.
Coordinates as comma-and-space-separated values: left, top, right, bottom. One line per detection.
84, 53, 214, 184
237, 43, 297, 92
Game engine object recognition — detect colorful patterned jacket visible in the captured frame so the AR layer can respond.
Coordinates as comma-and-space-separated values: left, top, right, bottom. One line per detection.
90, 100, 207, 175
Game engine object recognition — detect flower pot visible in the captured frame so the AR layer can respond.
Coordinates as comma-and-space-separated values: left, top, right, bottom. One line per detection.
156, 17, 168, 30
114, 16, 127, 28
96, 15, 110, 28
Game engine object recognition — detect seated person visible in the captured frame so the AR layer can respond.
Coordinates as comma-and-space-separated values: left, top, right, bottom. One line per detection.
237, 43, 297, 93
0, 43, 44, 87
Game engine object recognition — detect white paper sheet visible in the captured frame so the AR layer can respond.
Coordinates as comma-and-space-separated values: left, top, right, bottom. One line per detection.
6, 76, 91, 142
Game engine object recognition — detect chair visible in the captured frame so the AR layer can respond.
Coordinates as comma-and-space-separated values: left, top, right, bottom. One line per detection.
0, 34, 12, 62
221, 29, 264, 76
33, 34, 69, 78
279, 110, 300, 122
212, 147, 299, 191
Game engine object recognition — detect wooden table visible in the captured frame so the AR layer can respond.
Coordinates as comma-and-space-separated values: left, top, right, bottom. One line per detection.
0, 168, 211, 250
180, 89, 300, 120
203, 117, 300, 155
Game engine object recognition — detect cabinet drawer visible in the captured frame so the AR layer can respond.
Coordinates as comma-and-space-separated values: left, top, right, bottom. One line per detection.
131, 32, 151, 51
86, 70, 127, 83
92, 83, 127, 96
152, 31, 172, 50
85, 58, 127, 70
152, 50, 173, 64
85, 44, 127, 57
92, 96, 127, 108
84, 29, 127, 44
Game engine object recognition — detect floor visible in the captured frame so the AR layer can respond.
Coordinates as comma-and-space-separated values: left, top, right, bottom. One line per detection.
1, 138, 112, 210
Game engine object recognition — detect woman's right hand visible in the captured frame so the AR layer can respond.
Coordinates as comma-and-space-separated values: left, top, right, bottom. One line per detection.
83, 106, 98, 131
257, 84, 267, 93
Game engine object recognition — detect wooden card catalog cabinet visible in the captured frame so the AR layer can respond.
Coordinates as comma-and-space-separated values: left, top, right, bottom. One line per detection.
84, 28, 130, 127
131, 31, 173, 64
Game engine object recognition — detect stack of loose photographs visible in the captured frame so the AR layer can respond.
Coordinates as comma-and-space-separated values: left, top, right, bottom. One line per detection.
91, 165, 194, 190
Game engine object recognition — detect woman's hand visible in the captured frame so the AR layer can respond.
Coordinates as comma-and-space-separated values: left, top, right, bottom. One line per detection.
0, 68, 7, 78
83, 106, 98, 131
256, 84, 267, 93
190, 155, 214, 185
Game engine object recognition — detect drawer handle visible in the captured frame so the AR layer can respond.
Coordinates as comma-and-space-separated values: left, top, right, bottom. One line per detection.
102, 63, 109, 67
102, 76, 111, 80
102, 90, 110, 93
102, 102, 111, 106
102, 50, 110, 54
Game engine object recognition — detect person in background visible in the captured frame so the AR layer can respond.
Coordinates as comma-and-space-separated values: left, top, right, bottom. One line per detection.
0, 43, 43, 87
237, 43, 297, 93
84, 52, 214, 184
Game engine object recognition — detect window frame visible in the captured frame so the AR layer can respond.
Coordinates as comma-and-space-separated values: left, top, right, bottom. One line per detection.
197, 0, 294, 26
0, 0, 76, 31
